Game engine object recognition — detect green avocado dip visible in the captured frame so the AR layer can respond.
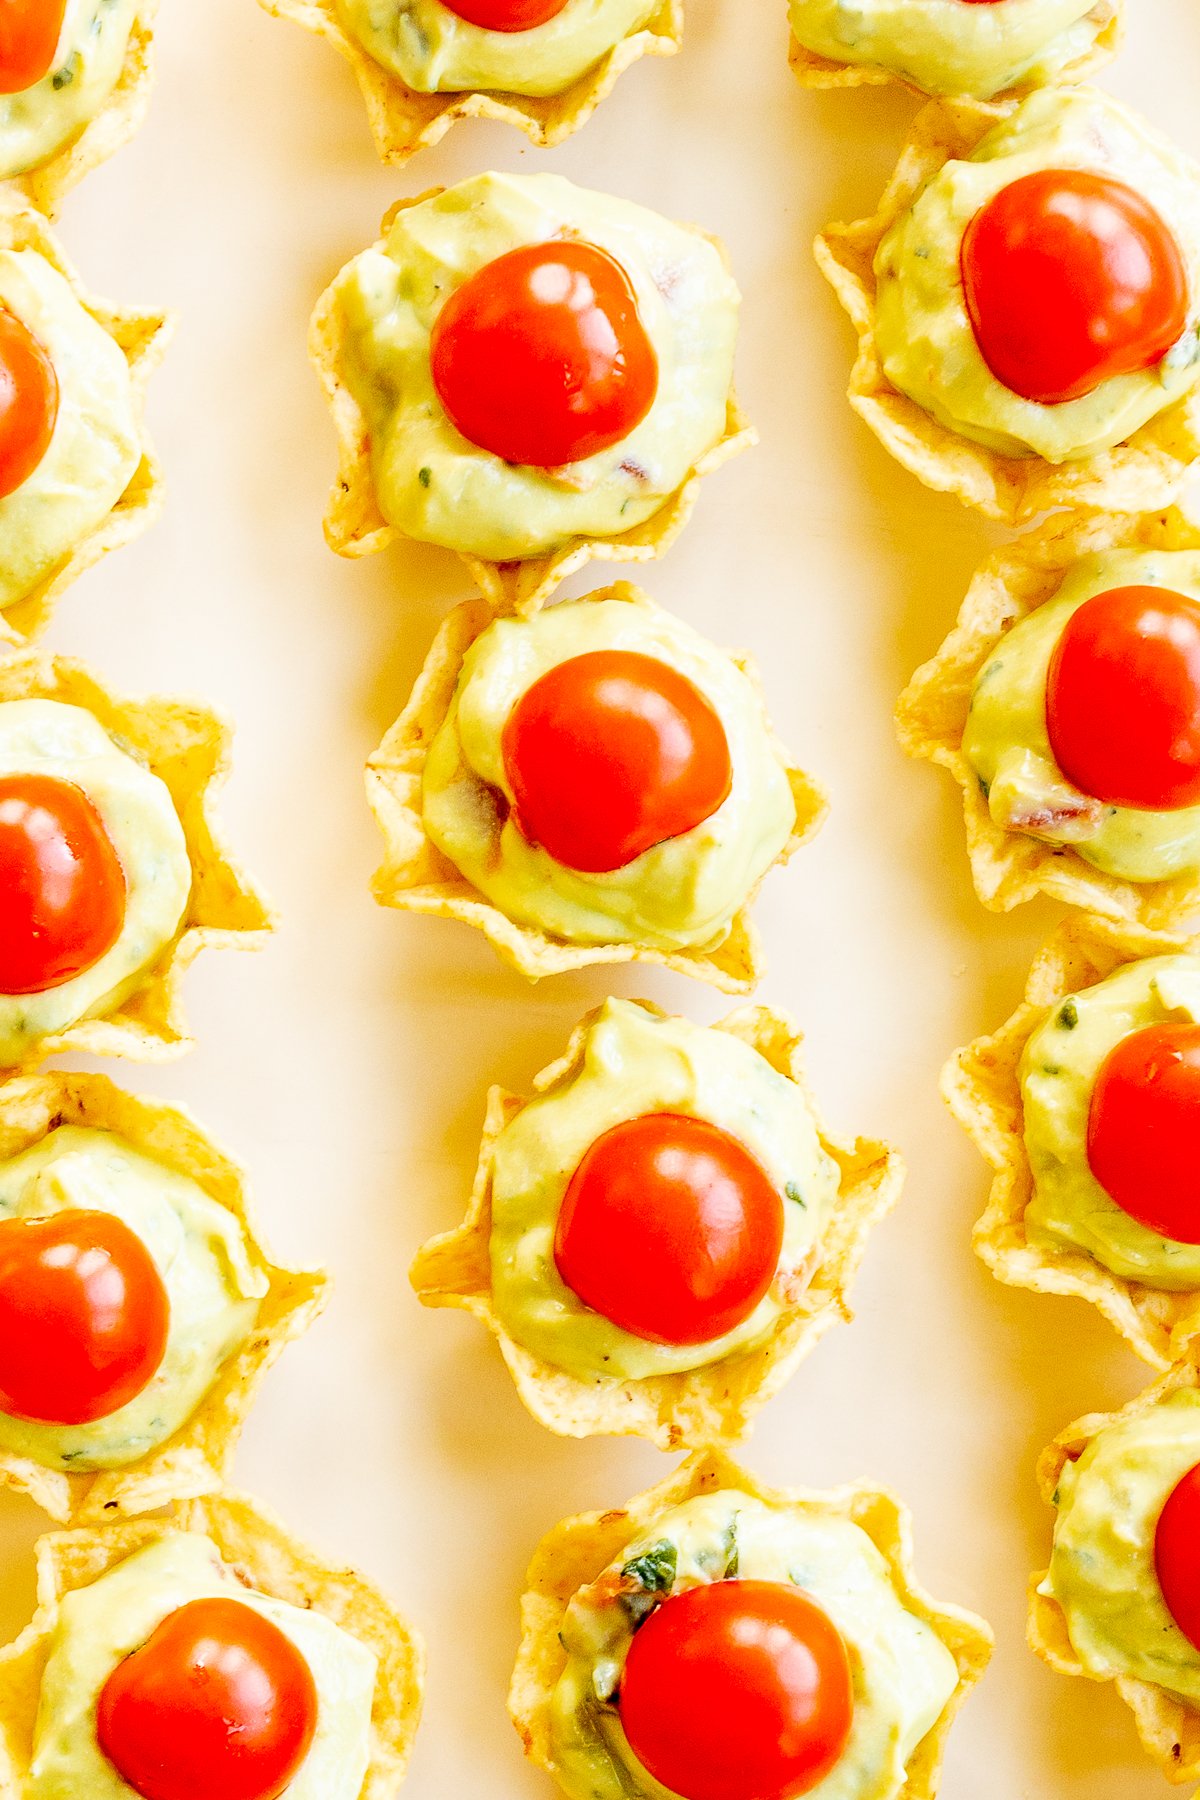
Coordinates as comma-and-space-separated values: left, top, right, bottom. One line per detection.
0, 0, 139, 180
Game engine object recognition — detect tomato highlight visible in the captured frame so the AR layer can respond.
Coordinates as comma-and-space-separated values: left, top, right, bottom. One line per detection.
0, 306, 59, 499
1156, 1461, 1200, 1651
0, 772, 127, 996
1087, 1022, 1200, 1242
438, 0, 571, 29
0, 0, 69, 94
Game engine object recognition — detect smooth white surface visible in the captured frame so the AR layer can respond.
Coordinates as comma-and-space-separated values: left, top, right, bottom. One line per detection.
6, 2, 1199, 1795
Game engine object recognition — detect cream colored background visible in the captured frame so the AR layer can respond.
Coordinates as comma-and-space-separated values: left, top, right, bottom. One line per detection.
8, 1, 1199, 1794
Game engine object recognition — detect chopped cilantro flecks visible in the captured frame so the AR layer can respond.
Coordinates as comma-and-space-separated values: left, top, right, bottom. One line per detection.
622, 1541, 677, 1594
418, 466, 432, 487
785, 1180, 806, 1209
1057, 999, 1079, 1031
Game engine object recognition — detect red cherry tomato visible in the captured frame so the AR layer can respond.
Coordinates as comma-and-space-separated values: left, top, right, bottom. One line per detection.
438, 0, 570, 29
0, 306, 59, 499
960, 169, 1189, 405
0, 772, 127, 996
429, 241, 658, 468
97, 1597, 320, 1800
619, 1579, 854, 1800
0, 0, 68, 94
0, 1209, 169, 1426
501, 649, 733, 873
1156, 1461, 1200, 1650
1087, 1022, 1200, 1241
554, 1112, 785, 1346
1046, 586, 1200, 811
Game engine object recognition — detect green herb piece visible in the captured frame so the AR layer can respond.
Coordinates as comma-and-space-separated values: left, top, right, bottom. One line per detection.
418, 466, 432, 487
785, 1181, 806, 1209
1057, 999, 1079, 1030
622, 1541, 677, 1594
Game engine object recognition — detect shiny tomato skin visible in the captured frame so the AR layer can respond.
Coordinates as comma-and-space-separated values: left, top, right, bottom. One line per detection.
0, 772, 127, 996
438, 0, 571, 29
554, 1112, 785, 1346
619, 1579, 854, 1800
429, 241, 658, 468
0, 306, 59, 499
960, 169, 1189, 405
1156, 1462, 1200, 1650
0, 0, 68, 93
501, 649, 733, 873
1087, 1022, 1200, 1242
1046, 586, 1200, 811
97, 1597, 320, 1800
0, 1209, 169, 1426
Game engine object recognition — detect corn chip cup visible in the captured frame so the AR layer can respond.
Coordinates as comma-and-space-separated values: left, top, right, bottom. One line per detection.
510, 1447, 992, 1798
410, 1002, 904, 1449
0, 1073, 328, 1524
0, 1491, 425, 1797
0, 199, 169, 648
0, 650, 274, 1069
260, 0, 680, 162
814, 98, 1200, 524
897, 505, 1200, 930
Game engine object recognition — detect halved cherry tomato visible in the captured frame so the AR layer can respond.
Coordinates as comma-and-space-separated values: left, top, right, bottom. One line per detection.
960, 169, 1189, 405
429, 241, 658, 467
1046, 586, 1200, 811
0, 772, 127, 996
97, 1597, 319, 1800
501, 649, 732, 873
1087, 1022, 1200, 1241
554, 1112, 784, 1345
0, 1209, 169, 1425
439, 0, 570, 29
619, 1579, 854, 1800
1155, 1461, 1200, 1650
0, 306, 59, 499
0, 0, 68, 94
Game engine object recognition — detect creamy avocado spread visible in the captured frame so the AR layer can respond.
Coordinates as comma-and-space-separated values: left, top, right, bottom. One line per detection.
550, 1490, 959, 1800
964, 548, 1200, 881
1021, 954, 1200, 1287
29, 1532, 378, 1800
1042, 1389, 1200, 1702
489, 999, 839, 1381
790, 0, 1107, 100
875, 88, 1200, 462
0, 0, 139, 180
338, 0, 659, 96
0, 700, 191, 1066
423, 597, 796, 952
0, 1127, 265, 1471
333, 172, 740, 563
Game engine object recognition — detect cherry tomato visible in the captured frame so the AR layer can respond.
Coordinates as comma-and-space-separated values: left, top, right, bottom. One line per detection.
619, 1579, 854, 1800
554, 1112, 784, 1346
0, 306, 59, 499
429, 241, 658, 468
0, 1209, 169, 1425
1156, 1461, 1200, 1650
0, 772, 127, 996
501, 649, 732, 873
1046, 586, 1200, 811
0, 0, 68, 94
439, 0, 570, 29
1087, 1022, 1200, 1241
960, 169, 1189, 405
97, 1597, 319, 1800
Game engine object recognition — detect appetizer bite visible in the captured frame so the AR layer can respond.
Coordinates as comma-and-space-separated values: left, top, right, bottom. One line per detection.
0, 1491, 425, 1798
368, 585, 824, 991
816, 88, 1200, 522
0, 197, 166, 644
411, 998, 903, 1447
511, 1448, 991, 1800
789, 0, 1119, 103
1032, 1357, 1200, 1785
899, 507, 1200, 928
0, 1072, 326, 1523
945, 912, 1200, 1367
0, 651, 273, 1071
312, 173, 753, 613
261, 0, 679, 162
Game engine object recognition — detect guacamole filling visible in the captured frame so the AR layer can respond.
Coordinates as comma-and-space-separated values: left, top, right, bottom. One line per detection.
550, 1490, 959, 1800
875, 88, 1200, 463
489, 999, 840, 1382
1021, 954, 1200, 1287
963, 548, 1200, 882
29, 1533, 377, 1800
333, 172, 740, 563
338, 0, 660, 97
0, 701, 191, 1067
0, 0, 139, 180
423, 598, 796, 952
1043, 1389, 1200, 1703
